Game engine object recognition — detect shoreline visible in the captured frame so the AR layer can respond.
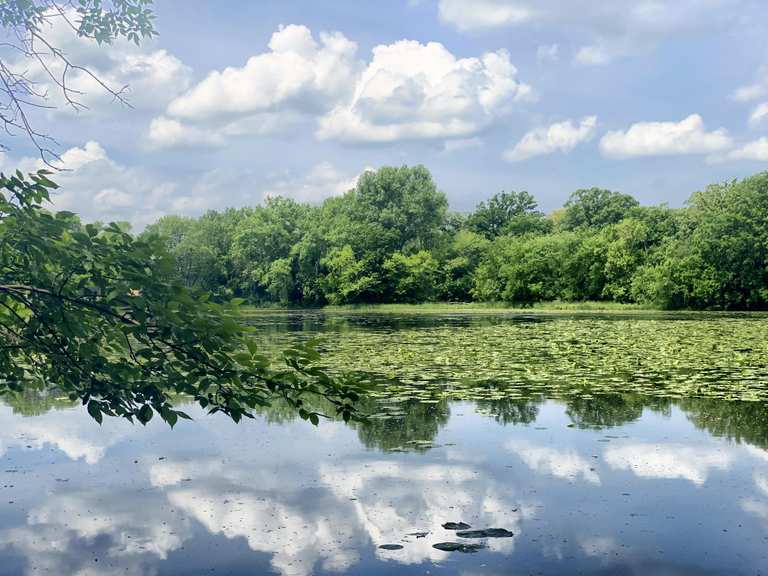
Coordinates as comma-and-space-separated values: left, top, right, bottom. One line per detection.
239, 301, 768, 315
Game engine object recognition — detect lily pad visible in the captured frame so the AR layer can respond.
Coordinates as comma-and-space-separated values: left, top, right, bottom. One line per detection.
433, 542, 485, 553
456, 528, 514, 538
442, 522, 471, 530
378, 544, 404, 550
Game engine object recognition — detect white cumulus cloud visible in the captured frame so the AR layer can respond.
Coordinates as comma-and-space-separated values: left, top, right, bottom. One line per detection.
150, 25, 532, 148
505, 115, 597, 161
599, 114, 733, 158
149, 24, 360, 148
167, 24, 359, 121
317, 41, 532, 143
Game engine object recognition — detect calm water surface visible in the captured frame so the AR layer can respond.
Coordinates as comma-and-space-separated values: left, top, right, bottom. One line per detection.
1, 312, 768, 575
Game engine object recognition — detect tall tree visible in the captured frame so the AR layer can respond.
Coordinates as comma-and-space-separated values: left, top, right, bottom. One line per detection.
560, 187, 639, 231
467, 190, 549, 239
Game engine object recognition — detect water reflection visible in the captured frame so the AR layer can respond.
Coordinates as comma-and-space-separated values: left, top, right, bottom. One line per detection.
0, 393, 767, 575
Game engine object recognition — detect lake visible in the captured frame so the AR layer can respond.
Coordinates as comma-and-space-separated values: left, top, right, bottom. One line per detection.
1, 311, 768, 575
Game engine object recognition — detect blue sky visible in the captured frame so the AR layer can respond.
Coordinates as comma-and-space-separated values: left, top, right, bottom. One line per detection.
6, 0, 768, 227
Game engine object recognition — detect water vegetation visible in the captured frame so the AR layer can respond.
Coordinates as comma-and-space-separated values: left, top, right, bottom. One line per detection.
247, 310, 768, 404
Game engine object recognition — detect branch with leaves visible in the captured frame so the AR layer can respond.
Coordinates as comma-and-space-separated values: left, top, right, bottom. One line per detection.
0, 170, 368, 426
0, 0, 156, 163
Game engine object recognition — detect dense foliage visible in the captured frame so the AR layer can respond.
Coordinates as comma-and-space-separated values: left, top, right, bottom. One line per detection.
0, 172, 364, 425
147, 166, 768, 310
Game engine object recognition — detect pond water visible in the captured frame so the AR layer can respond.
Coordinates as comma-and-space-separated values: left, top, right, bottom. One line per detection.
2, 311, 768, 575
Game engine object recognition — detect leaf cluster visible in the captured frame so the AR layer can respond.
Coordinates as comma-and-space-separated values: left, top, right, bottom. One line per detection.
0, 171, 366, 425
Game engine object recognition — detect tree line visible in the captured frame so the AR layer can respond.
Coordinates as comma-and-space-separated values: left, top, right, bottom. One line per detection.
144, 165, 768, 310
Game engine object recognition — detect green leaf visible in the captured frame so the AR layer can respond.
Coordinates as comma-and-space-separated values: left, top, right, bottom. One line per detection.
137, 404, 153, 425
87, 400, 103, 424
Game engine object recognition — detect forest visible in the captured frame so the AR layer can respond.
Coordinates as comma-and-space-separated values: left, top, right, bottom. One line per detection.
144, 165, 768, 310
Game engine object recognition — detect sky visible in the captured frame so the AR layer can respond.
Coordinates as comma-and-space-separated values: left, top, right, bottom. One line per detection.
4, 0, 768, 228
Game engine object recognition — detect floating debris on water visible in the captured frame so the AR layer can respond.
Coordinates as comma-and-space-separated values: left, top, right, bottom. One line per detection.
442, 522, 471, 530
456, 528, 514, 538
433, 542, 485, 553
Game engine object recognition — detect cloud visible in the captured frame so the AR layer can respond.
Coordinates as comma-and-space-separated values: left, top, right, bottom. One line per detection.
536, 43, 560, 62
146, 117, 226, 148
150, 25, 532, 148
599, 114, 733, 158
723, 137, 768, 161
168, 25, 358, 121
319, 459, 526, 565
146, 421, 530, 575
10, 9, 191, 114
33, 142, 181, 228
0, 487, 193, 576
263, 163, 370, 203
11, 141, 245, 229
436, 1, 740, 65
749, 102, 768, 127
149, 25, 360, 148
438, 0, 535, 31
741, 471, 768, 525
56, 139, 108, 169
0, 404, 132, 465
506, 439, 601, 484
574, 42, 618, 66
317, 41, 532, 143
443, 137, 484, 153
604, 443, 731, 485
733, 66, 768, 102
504, 115, 597, 161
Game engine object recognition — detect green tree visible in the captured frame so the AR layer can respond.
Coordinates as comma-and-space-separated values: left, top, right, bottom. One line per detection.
474, 233, 576, 305
439, 230, 490, 301
561, 231, 609, 301
633, 174, 768, 309
263, 258, 294, 305
230, 197, 310, 301
602, 206, 677, 302
350, 165, 448, 253
383, 250, 439, 303
317, 165, 449, 303
321, 245, 379, 305
560, 187, 640, 231
467, 191, 550, 239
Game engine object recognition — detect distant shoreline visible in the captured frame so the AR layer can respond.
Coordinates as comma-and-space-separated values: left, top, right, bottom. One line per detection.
239, 301, 768, 314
